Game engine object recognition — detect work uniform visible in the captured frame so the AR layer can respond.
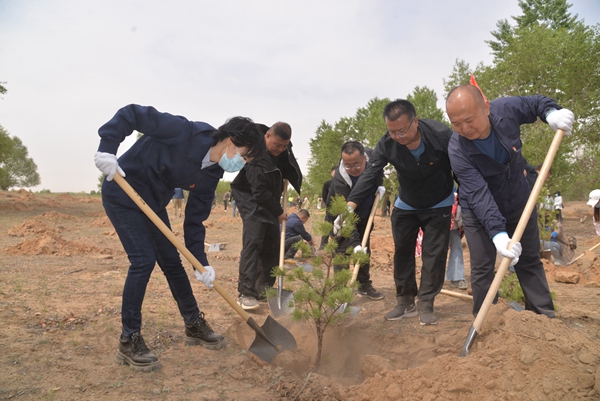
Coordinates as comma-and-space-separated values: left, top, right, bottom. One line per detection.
448, 95, 559, 318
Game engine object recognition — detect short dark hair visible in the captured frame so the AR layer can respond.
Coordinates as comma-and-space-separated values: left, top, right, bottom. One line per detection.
213, 117, 265, 160
383, 99, 416, 122
341, 141, 365, 157
269, 122, 292, 141
298, 209, 310, 218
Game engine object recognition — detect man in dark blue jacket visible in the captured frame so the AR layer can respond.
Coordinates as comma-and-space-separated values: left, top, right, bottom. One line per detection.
231, 122, 302, 310
445, 84, 574, 318
94, 105, 265, 372
347, 100, 455, 325
284, 209, 314, 258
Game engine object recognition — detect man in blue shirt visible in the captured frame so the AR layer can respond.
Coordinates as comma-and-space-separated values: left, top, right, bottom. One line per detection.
346, 103, 455, 325
284, 209, 314, 258
446, 84, 574, 318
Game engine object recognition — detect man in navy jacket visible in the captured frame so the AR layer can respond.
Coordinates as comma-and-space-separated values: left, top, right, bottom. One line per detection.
446, 85, 574, 318
95, 105, 265, 371
284, 209, 314, 258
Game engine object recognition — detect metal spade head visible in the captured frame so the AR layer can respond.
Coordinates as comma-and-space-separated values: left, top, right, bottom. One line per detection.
247, 315, 297, 364
267, 289, 295, 317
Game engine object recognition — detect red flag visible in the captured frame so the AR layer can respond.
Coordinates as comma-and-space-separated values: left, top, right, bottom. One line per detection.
470, 74, 488, 102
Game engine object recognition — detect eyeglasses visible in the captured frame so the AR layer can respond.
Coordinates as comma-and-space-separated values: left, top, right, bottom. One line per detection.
343, 163, 363, 171
389, 118, 415, 137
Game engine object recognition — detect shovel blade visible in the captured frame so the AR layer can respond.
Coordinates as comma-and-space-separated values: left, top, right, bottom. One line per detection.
267, 290, 295, 318
207, 243, 222, 252
248, 315, 297, 364
338, 302, 361, 317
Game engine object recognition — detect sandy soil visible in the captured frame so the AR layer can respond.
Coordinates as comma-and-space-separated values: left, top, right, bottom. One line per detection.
1, 190, 600, 400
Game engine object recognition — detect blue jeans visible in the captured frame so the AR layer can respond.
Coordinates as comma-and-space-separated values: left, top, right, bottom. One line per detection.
446, 229, 465, 281
103, 199, 200, 336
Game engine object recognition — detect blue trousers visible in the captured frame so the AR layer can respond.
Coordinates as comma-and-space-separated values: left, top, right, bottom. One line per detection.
103, 199, 200, 336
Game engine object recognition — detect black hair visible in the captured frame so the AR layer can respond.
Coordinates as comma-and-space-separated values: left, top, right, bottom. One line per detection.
298, 209, 310, 218
341, 141, 365, 157
269, 122, 292, 141
383, 99, 416, 122
213, 117, 265, 160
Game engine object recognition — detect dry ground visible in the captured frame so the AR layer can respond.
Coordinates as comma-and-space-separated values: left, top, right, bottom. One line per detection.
1, 190, 600, 400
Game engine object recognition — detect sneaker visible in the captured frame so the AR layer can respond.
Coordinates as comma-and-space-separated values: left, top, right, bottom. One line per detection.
385, 300, 418, 321
184, 313, 227, 349
237, 295, 260, 311
419, 302, 437, 326
115, 333, 161, 372
450, 279, 468, 290
358, 284, 385, 300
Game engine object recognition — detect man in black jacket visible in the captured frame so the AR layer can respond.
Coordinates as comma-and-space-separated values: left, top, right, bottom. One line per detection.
347, 99, 455, 326
328, 141, 385, 300
231, 122, 302, 310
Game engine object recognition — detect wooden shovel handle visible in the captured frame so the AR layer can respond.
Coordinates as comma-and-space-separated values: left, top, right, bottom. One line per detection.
349, 190, 382, 285
113, 173, 253, 323
471, 129, 565, 333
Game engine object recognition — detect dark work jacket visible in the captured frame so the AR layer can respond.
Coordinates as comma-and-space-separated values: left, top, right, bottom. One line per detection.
231, 139, 302, 226
348, 119, 453, 209
327, 150, 383, 247
285, 213, 312, 241
448, 95, 561, 239
98, 104, 224, 266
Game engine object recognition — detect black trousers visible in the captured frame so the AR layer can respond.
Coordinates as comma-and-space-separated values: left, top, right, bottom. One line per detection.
284, 235, 303, 259
462, 206, 555, 318
333, 218, 372, 287
238, 219, 279, 298
390, 206, 451, 309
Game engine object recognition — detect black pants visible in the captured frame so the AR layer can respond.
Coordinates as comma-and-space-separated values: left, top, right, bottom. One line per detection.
284, 235, 303, 259
333, 218, 372, 287
238, 219, 279, 298
390, 206, 451, 309
463, 206, 555, 318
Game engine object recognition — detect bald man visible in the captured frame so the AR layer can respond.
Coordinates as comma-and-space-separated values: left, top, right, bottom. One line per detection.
445, 84, 574, 318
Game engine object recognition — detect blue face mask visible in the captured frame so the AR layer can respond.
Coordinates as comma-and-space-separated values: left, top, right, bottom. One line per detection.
218, 145, 246, 172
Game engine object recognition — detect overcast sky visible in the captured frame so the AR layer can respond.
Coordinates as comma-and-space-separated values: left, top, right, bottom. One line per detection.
1, 0, 599, 193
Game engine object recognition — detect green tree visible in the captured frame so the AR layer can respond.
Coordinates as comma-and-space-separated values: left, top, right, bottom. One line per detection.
0, 81, 6, 98
407, 86, 447, 124
0, 126, 41, 190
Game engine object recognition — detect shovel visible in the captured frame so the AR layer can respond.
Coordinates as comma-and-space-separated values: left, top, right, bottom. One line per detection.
460, 129, 565, 357
339, 190, 382, 317
284, 259, 314, 272
268, 180, 295, 317
113, 173, 296, 364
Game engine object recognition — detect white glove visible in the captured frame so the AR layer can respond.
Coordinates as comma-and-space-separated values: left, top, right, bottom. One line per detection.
376, 186, 386, 199
492, 232, 523, 267
94, 152, 125, 181
546, 109, 574, 136
333, 215, 343, 236
194, 265, 215, 289
353, 245, 368, 254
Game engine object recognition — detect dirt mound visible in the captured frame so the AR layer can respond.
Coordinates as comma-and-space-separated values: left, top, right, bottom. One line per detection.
91, 216, 112, 227
7, 211, 76, 237
4, 232, 114, 256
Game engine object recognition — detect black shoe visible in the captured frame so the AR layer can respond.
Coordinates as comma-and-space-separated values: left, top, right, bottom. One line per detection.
115, 333, 161, 372
184, 313, 227, 350
358, 284, 385, 300
385, 299, 418, 321
418, 303, 437, 326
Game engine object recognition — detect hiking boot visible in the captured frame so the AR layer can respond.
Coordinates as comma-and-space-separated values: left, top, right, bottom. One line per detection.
237, 295, 260, 311
450, 279, 468, 290
358, 284, 385, 300
184, 313, 227, 349
418, 303, 437, 326
384, 299, 418, 321
115, 333, 161, 372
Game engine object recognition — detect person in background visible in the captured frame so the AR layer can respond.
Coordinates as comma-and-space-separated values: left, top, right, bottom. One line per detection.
94, 105, 264, 372
447, 193, 468, 290
284, 209, 314, 258
173, 188, 185, 218
230, 193, 237, 217
588, 189, 600, 236
223, 190, 230, 211
554, 191, 563, 222
446, 84, 574, 318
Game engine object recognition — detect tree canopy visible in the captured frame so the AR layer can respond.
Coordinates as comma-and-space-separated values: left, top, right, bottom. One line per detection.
0, 125, 41, 190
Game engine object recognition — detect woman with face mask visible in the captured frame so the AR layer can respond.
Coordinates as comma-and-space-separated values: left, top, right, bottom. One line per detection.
94, 104, 264, 373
